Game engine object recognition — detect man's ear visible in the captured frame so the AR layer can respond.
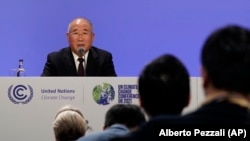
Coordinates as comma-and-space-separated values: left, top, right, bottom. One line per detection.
201, 66, 208, 89
66, 32, 70, 42
185, 94, 190, 107
139, 95, 144, 108
103, 125, 107, 130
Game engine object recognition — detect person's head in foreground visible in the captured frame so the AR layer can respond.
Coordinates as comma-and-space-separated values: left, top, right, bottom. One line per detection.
53, 104, 88, 141
201, 25, 250, 103
138, 54, 190, 118
103, 104, 146, 131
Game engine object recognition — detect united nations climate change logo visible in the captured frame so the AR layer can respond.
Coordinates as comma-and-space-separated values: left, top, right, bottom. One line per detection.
8, 84, 33, 104
92, 83, 115, 105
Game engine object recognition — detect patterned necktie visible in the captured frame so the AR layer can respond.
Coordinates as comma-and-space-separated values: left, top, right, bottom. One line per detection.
77, 58, 85, 76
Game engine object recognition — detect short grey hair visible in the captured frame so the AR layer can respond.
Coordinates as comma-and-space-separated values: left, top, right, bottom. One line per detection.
67, 17, 93, 33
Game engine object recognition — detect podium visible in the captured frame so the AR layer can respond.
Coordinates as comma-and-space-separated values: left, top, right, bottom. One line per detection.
0, 77, 204, 141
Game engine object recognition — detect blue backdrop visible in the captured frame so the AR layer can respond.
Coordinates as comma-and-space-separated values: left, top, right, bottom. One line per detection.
0, 0, 249, 76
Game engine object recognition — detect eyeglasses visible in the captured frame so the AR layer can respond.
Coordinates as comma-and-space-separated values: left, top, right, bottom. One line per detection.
70, 32, 90, 37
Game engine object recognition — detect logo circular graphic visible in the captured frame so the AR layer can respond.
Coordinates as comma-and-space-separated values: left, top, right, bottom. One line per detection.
8, 84, 33, 104
92, 83, 115, 105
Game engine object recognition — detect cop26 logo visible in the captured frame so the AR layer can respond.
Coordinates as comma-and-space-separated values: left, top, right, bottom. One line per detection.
92, 83, 115, 105
8, 84, 33, 104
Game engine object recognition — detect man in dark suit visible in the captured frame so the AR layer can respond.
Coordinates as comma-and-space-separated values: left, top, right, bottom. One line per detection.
41, 17, 116, 76
113, 25, 250, 140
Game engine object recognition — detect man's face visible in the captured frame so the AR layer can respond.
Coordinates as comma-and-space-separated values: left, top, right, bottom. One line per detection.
67, 19, 94, 56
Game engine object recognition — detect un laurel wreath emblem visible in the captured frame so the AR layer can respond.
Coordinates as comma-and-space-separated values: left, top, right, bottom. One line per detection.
8, 84, 33, 104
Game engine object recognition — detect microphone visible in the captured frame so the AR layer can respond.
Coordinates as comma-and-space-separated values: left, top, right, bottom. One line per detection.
77, 47, 85, 57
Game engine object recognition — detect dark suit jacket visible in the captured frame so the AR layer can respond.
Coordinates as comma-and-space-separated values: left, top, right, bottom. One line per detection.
41, 46, 117, 76
110, 99, 250, 141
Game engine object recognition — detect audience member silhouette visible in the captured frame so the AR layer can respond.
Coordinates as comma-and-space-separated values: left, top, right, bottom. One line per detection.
110, 53, 190, 141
